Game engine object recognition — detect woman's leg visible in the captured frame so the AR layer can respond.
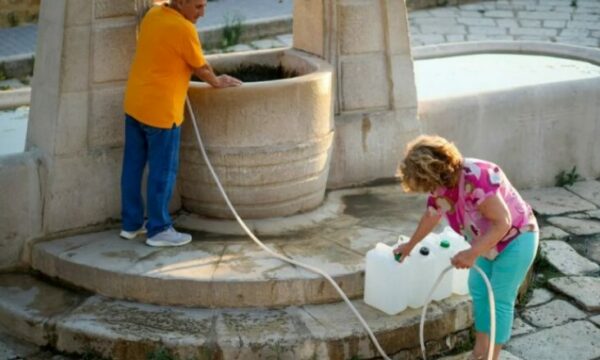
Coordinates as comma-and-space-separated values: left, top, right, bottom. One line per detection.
469, 232, 539, 359
469, 257, 493, 358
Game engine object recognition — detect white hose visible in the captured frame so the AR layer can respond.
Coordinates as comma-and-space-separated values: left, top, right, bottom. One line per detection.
420, 265, 495, 360
185, 97, 392, 360
185, 97, 496, 360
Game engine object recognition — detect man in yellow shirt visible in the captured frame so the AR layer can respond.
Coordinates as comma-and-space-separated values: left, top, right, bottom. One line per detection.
120, 0, 241, 247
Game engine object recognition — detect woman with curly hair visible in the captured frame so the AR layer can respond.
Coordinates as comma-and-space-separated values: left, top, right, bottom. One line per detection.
394, 135, 538, 360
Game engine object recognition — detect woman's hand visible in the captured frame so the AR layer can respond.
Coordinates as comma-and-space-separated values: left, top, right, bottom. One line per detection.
393, 242, 414, 263
451, 249, 478, 269
216, 74, 242, 88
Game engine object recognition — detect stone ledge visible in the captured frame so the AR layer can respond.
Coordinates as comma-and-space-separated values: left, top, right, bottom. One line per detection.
0, 273, 472, 360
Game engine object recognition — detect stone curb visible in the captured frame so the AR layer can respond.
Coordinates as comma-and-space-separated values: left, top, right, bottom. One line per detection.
199, 15, 292, 50
0, 87, 30, 109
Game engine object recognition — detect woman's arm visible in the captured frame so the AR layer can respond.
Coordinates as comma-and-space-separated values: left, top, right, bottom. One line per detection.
452, 193, 511, 268
394, 209, 442, 261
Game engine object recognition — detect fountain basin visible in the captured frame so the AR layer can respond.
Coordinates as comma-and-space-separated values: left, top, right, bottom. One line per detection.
180, 48, 334, 219
414, 42, 600, 188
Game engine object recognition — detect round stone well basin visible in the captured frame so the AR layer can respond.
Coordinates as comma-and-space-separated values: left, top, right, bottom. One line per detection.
180, 48, 334, 219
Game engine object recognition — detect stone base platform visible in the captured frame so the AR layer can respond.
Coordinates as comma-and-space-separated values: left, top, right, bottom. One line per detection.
1, 185, 474, 359
0, 273, 471, 360
31, 186, 426, 308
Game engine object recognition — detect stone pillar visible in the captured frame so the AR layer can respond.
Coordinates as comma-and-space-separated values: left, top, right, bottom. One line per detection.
294, 0, 421, 188
27, 0, 150, 234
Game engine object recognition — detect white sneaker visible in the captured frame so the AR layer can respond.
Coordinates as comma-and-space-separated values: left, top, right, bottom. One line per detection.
146, 227, 192, 247
120, 224, 147, 240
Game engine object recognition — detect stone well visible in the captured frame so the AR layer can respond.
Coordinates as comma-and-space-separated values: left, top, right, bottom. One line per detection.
179, 48, 334, 219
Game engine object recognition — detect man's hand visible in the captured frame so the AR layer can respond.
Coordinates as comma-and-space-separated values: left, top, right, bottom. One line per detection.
451, 249, 478, 269
215, 74, 242, 88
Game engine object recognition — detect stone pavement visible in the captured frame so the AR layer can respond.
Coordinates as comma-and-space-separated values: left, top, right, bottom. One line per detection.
3, 0, 600, 62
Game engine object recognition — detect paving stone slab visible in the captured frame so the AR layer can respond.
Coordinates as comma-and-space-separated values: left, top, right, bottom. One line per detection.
568, 233, 600, 264
539, 240, 600, 275
439, 350, 522, 360
590, 315, 600, 326
521, 299, 586, 328
539, 225, 569, 240
567, 180, 600, 207
0, 326, 40, 360
547, 216, 600, 236
525, 288, 554, 307
547, 276, 600, 311
505, 320, 600, 360
587, 209, 600, 220
511, 316, 535, 337
520, 187, 596, 216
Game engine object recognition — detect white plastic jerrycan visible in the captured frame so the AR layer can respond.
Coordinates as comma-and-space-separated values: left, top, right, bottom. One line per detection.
439, 226, 471, 295
429, 235, 454, 301
407, 240, 439, 309
364, 242, 412, 315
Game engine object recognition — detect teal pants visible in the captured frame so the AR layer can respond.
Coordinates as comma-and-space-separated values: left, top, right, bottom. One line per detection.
468, 231, 539, 344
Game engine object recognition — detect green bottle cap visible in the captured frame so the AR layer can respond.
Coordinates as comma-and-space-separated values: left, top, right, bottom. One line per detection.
394, 253, 402, 262
440, 239, 450, 248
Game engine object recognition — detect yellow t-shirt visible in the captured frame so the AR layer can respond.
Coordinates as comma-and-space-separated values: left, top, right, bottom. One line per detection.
124, 5, 206, 129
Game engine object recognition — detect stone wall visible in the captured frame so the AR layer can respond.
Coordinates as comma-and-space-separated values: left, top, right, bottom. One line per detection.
406, 0, 487, 10
0, 0, 40, 28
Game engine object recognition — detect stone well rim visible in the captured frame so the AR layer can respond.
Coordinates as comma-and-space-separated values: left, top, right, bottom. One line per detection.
188, 47, 334, 90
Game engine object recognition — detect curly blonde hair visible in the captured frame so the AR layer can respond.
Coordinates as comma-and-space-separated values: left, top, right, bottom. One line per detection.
398, 135, 463, 193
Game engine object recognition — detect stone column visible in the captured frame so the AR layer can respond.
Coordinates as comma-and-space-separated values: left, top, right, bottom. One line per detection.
27, 0, 150, 234
294, 0, 421, 188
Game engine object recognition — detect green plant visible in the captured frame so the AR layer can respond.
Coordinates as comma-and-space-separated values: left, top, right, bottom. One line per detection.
555, 166, 582, 187
571, 0, 578, 7
7, 12, 19, 27
0, 85, 10, 91
147, 347, 176, 360
220, 14, 244, 49
0, 65, 6, 81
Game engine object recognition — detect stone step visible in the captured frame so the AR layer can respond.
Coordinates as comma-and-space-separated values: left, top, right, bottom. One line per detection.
0, 273, 472, 360
31, 186, 425, 308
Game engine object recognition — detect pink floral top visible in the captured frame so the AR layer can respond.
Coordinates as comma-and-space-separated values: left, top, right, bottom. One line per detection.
427, 158, 538, 259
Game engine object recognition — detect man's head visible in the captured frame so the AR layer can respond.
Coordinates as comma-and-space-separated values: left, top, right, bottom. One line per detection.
170, 0, 207, 23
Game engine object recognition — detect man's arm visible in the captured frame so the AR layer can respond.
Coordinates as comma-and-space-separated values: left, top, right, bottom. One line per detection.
193, 63, 242, 88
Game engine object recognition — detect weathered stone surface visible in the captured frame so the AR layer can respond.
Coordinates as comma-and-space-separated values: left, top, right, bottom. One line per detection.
0, 274, 86, 346
91, 22, 136, 83
525, 288, 554, 307
55, 92, 88, 155
520, 187, 596, 216
511, 316, 535, 336
587, 209, 600, 220
539, 225, 569, 240
540, 240, 599, 275
61, 25, 91, 92
590, 315, 600, 327
506, 321, 600, 360
547, 216, 600, 236
94, 0, 136, 19
340, 54, 389, 110
0, 284, 472, 360
566, 180, 600, 207
521, 299, 586, 328
89, 86, 125, 149
338, 1, 385, 55
568, 233, 600, 264
548, 276, 600, 311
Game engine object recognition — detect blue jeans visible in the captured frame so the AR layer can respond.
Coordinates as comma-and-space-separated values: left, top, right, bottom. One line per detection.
121, 114, 180, 238
468, 231, 539, 344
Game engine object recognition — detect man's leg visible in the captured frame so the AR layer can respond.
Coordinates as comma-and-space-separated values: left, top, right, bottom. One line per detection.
145, 123, 181, 238
121, 115, 148, 232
